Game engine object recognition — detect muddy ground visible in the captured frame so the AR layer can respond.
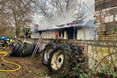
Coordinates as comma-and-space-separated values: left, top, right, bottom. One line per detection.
0, 49, 57, 78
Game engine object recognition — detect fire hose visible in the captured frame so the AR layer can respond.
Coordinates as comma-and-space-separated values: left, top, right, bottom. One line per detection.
0, 51, 21, 71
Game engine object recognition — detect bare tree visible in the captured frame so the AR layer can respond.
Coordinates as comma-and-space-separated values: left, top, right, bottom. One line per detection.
35, 0, 55, 22
0, 0, 36, 37
35, 0, 85, 26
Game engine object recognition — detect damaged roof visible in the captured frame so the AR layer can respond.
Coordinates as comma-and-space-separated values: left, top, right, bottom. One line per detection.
32, 20, 93, 32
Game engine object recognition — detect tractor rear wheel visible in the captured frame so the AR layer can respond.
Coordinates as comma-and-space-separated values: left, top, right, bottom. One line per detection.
48, 47, 65, 72
42, 43, 56, 66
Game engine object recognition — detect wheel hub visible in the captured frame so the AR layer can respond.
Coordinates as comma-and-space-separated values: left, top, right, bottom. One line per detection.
51, 50, 64, 70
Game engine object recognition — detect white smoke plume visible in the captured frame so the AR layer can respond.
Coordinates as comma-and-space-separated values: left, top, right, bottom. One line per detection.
31, 0, 95, 30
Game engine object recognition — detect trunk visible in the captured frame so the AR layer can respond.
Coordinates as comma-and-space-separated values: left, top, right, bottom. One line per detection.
13, 10, 19, 38
16, 28, 20, 38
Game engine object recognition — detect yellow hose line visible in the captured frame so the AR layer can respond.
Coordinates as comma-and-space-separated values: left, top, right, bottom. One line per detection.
0, 51, 21, 72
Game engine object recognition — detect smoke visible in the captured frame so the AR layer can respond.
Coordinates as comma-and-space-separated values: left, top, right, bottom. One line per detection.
31, 0, 95, 30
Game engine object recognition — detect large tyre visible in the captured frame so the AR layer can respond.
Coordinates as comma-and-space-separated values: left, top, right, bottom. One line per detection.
10, 44, 20, 56
48, 47, 65, 72
42, 43, 56, 66
61, 44, 73, 69
15, 44, 24, 57
68, 43, 77, 54
77, 46, 85, 63
22, 43, 34, 57
68, 43, 85, 64
77, 46, 85, 56
68, 43, 85, 67
68, 43, 77, 61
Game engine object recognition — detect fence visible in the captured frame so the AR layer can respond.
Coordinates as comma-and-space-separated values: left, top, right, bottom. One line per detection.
25, 38, 117, 69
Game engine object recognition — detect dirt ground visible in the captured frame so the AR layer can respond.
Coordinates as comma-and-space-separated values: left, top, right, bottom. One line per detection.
0, 49, 56, 78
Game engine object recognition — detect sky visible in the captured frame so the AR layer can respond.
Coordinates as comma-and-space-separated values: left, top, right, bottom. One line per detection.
31, 0, 95, 30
